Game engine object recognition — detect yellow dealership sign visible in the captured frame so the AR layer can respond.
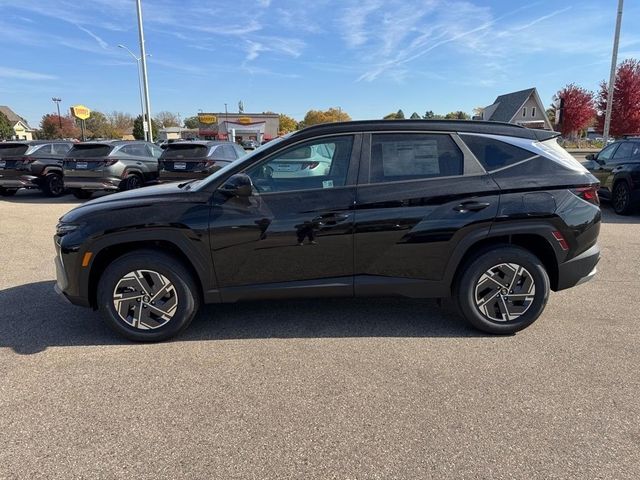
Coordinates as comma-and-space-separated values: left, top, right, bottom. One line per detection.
198, 114, 217, 124
70, 105, 91, 120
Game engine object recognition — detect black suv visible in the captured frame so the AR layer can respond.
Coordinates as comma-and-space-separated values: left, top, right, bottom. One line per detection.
159, 141, 246, 182
584, 138, 640, 215
0, 141, 73, 197
55, 120, 601, 341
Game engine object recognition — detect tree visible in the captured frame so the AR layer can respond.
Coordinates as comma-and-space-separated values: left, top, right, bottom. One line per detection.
395, 109, 405, 120
409, 112, 421, 119
154, 111, 180, 128
383, 112, 399, 120
84, 111, 116, 139
0, 111, 13, 139
472, 106, 485, 119
133, 115, 159, 140
554, 84, 595, 137
596, 59, 640, 138
278, 113, 298, 134
546, 105, 556, 126
183, 116, 199, 129
444, 111, 470, 120
108, 111, 134, 135
300, 108, 351, 127
423, 110, 444, 120
39, 114, 80, 139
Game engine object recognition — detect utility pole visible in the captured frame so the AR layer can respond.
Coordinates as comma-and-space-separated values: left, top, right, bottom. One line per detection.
136, 0, 153, 142
603, 0, 624, 143
52, 97, 62, 133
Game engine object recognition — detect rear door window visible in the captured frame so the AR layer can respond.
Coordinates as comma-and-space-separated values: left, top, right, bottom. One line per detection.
369, 133, 463, 183
461, 135, 535, 171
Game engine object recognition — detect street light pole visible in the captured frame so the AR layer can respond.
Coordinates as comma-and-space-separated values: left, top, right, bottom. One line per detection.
52, 97, 62, 133
118, 44, 147, 141
136, 0, 153, 142
603, 0, 624, 143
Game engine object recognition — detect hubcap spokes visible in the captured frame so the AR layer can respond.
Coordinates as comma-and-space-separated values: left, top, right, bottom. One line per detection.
112, 270, 178, 330
474, 263, 535, 322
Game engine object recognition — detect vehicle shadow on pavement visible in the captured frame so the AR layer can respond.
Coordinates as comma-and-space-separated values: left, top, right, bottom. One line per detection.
600, 205, 640, 224
0, 281, 483, 355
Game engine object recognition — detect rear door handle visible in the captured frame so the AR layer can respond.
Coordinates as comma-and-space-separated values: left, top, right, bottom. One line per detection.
454, 201, 491, 212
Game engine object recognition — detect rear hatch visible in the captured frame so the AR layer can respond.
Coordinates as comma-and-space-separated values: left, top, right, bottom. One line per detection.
63, 144, 115, 177
269, 145, 329, 177
160, 144, 221, 172
0, 143, 31, 171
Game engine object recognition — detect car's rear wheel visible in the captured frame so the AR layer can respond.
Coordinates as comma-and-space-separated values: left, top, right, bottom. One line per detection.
42, 172, 65, 197
97, 250, 200, 342
612, 181, 633, 215
120, 174, 143, 191
455, 246, 550, 335
71, 189, 93, 200
0, 187, 18, 196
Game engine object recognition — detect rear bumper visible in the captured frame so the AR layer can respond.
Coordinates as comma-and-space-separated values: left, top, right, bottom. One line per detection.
159, 170, 210, 182
64, 176, 121, 191
0, 174, 39, 188
556, 243, 600, 291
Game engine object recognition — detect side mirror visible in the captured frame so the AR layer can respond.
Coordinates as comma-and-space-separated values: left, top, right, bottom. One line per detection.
220, 173, 253, 197
585, 153, 595, 160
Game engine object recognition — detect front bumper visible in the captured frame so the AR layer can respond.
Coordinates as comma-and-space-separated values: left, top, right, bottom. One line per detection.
556, 243, 600, 291
64, 176, 121, 191
54, 238, 90, 307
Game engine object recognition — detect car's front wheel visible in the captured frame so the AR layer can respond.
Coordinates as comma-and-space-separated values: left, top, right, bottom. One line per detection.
455, 246, 550, 335
612, 181, 633, 215
97, 250, 200, 341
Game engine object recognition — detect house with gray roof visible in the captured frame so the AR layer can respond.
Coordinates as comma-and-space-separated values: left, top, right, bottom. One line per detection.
0, 105, 34, 140
479, 88, 553, 130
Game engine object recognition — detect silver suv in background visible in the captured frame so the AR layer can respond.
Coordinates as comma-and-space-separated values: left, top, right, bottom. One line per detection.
63, 141, 162, 199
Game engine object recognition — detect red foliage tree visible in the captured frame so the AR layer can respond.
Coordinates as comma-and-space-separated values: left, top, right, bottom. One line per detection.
596, 59, 640, 137
553, 84, 595, 137
40, 114, 81, 139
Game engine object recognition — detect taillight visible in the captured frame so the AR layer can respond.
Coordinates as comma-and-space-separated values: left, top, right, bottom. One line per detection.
572, 186, 600, 205
300, 161, 320, 170
104, 158, 119, 166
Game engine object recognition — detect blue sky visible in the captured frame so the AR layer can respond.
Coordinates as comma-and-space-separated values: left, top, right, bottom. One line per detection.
1, 0, 639, 127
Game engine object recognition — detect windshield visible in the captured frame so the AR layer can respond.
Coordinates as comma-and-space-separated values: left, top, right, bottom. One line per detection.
194, 135, 290, 190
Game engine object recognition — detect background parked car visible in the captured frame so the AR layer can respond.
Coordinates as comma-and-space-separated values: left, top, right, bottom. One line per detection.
63, 140, 163, 199
584, 137, 640, 215
0, 141, 73, 197
159, 141, 246, 182
241, 139, 260, 150
266, 142, 335, 178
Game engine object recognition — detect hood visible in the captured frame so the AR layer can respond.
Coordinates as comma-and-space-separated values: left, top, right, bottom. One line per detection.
60, 181, 205, 223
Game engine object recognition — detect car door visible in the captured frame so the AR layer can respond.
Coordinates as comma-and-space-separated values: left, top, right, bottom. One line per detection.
208, 134, 361, 301
587, 143, 619, 195
353, 132, 500, 297
603, 142, 634, 192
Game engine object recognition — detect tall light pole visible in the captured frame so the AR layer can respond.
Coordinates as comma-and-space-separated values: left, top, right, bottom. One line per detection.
118, 44, 147, 141
136, 0, 153, 142
603, 0, 624, 143
51, 97, 62, 131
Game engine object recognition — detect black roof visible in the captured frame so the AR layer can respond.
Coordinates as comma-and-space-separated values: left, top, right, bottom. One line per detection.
485, 88, 536, 123
0, 140, 73, 146
164, 140, 234, 147
294, 119, 559, 141
71, 140, 151, 146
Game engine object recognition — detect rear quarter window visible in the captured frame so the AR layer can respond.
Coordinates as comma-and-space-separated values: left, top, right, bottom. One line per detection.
461, 135, 535, 171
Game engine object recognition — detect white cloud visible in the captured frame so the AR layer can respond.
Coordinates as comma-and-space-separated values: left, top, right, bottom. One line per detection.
75, 24, 109, 49
0, 66, 57, 80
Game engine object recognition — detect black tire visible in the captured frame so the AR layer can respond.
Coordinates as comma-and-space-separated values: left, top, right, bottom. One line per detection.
42, 172, 65, 197
612, 181, 633, 215
120, 174, 143, 191
97, 250, 200, 342
0, 187, 18, 196
71, 189, 93, 200
454, 246, 550, 335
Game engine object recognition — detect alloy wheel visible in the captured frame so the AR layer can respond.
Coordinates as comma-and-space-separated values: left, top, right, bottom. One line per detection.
613, 183, 630, 214
474, 263, 536, 322
112, 270, 178, 330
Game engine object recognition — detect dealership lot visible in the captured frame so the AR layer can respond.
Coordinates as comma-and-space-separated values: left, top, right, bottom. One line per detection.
1, 190, 639, 479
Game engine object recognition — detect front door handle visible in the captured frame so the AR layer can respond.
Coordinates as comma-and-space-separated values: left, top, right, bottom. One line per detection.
454, 201, 491, 213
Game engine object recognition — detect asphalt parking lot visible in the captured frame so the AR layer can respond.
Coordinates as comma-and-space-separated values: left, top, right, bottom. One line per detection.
1, 189, 639, 479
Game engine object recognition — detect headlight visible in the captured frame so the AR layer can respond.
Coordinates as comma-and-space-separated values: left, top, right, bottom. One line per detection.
56, 223, 80, 237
